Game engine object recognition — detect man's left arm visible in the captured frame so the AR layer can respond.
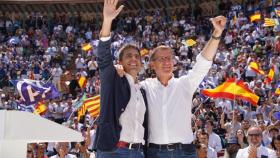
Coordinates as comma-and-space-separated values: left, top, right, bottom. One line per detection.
180, 16, 227, 93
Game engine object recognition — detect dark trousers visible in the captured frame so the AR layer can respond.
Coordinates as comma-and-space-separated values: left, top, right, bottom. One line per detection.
96, 147, 144, 158
147, 144, 197, 158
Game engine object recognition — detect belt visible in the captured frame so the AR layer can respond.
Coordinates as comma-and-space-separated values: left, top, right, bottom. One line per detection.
116, 141, 143, 150
148, 143, 193, 150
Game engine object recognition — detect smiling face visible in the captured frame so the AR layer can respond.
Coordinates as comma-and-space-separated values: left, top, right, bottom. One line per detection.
150, 46, 174, 80
119, 46, 142, 77
247, 127, 263, 147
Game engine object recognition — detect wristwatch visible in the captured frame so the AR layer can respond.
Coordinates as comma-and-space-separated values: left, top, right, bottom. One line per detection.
211, 35, 221, 40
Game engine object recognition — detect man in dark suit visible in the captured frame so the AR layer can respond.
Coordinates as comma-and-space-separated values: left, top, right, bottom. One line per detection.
94, 0, 147, 158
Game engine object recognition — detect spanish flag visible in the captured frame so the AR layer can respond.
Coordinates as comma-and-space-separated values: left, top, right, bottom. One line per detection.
140, 48, 149, 56
264, 18, 277, 27
33, 102, 47, 115
267, 65, 275, 83
77, 95, 100, 120
250, 13, 261, 22
186, 39, 197, 47
249, 62, 265, 75
275, 8, 280, 17
78, 76, 87, 89
82, 43, 92, 51
202, 78, 259, 106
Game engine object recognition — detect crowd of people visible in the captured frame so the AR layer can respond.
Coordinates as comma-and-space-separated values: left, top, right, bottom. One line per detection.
0, 0, 280, 157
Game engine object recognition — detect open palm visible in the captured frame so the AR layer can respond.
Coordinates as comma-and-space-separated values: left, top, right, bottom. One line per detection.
103, 0, 124, 21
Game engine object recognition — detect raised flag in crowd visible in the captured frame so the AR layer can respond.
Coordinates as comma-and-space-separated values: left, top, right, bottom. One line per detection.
10, 79, 60, 105
78, 95, 100, 121
202, 78, 259, 106
263, 18, 278, 27
33, 101, 47, 115
250, 13, 261, 22
249, 62, 265, 75
275, 82, 280, 95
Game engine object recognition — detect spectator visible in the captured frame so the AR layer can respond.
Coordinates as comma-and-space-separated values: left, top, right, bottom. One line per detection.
236, 126, 277, 158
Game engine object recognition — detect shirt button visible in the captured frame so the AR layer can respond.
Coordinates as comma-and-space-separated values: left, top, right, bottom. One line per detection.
121, 108, 125, 112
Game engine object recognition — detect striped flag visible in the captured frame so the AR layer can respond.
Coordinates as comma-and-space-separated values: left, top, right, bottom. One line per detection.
85, 95, 100, 118
78, 76, 87, 89
267, 65, 275, 83
185, 39, 197, 47
82, 43, 92, 51
33, 101, 47, 115
249, 62, 265, 75
202, 78, 259, 106
77, 95, 100, 120
275, 8, 280, 17
250, 13, 261, 22
263, 18, 277, 27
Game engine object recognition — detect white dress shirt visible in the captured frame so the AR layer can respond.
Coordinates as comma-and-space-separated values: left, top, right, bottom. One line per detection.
119, 73, 146, 144
207, 146, 217, 158
236, 145, 277, 158
141, 54, 212, 144
208, 132, 222, 152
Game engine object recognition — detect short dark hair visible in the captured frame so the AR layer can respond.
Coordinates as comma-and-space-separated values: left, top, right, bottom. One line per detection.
118, 44, 140, 61
200, 131, 209, 139
206, 120, 214, 127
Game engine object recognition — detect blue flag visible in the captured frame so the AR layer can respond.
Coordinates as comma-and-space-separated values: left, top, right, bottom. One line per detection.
10, 79, 60, 105
16, 103, 34, 113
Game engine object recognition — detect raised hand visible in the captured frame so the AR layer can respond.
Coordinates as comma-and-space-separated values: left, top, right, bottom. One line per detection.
115, 64, 125, 77
210, 16, 227, 36
103, 0, 124, 21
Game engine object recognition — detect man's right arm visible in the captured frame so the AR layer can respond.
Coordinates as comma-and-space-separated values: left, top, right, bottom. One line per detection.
97, 0, 124, 84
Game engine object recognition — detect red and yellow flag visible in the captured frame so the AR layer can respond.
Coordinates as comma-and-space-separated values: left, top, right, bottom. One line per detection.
250, 13, 261, 22
202, 78, 259, 106
77, 95, 100, 120
78, 76, 87, 89
82, 43, 92, 51
33, 102, 47, 115
267, 65, 275, 83
84, 95, 100, 118
264, 18, 277, 27
249, 62, 265, 75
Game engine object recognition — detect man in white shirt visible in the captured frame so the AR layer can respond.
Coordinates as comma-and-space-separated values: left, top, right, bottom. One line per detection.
236, 126, 276, 158
140, 16, 226, 158
205, 120, 222, 152
198, 131, 217, 158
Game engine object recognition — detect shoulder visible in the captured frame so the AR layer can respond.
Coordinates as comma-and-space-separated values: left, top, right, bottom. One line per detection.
237, 147, 248, 154
140, 78, 155, 87
212, 132, 221, 139
261, 146, 276, 154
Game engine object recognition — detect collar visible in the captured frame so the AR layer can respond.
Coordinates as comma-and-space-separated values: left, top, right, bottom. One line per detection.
124, 73, 138, 86
156, 74, 175, 87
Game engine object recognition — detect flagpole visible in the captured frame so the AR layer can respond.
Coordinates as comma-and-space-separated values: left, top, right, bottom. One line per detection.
194, 97, 210, 115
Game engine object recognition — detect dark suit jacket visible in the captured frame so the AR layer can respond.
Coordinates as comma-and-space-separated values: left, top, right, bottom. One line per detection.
94, 39, 148, 151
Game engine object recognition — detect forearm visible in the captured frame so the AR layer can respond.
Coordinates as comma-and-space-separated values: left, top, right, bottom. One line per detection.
201, 30, 222, 61
100, 19, 112, 37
